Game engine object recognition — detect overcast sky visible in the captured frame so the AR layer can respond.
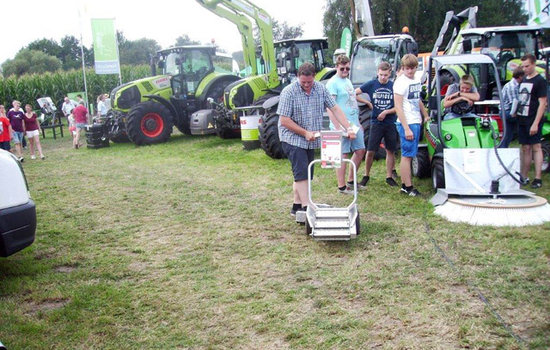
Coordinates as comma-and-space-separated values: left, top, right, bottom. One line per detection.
1, 0, 327, 64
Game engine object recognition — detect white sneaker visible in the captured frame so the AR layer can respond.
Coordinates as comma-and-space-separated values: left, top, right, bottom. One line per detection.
31, 155, 36, 160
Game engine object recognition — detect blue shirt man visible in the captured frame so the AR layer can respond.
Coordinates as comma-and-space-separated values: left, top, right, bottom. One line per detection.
355, 61, 399, 188
326, 55, 366, 194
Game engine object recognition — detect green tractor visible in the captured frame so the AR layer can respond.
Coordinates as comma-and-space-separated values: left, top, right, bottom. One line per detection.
108, 46, 240, 145
194, 0, 281, 139
413, 54, 504, 189
257, 38, 336, 158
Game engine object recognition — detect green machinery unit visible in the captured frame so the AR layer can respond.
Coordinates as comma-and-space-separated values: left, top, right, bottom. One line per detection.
108, 46, 240, 145
413, 54, 504, 189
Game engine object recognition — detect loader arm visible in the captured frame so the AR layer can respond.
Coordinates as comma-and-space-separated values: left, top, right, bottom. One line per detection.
196, 0, 258, 75
200, 0, 279, 89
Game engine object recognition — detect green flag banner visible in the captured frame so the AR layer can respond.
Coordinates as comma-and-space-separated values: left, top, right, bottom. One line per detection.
340, 28, 352, 57
91, 18, 120, 74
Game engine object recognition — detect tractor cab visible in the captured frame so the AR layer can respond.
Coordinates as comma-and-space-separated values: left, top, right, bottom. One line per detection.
275, 38, 334, 84
350, 34, 418, 87
156, 46, 216, 101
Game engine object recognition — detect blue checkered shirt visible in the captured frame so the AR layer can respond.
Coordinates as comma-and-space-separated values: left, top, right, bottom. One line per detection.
277, 81, 336, 149
501, 78, 519, 113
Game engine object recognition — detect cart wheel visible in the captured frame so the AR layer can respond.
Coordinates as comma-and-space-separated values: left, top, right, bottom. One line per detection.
355, 213, 361, 236
306, 219, 312, 235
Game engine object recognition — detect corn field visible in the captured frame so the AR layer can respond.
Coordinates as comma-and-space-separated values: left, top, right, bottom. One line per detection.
0, 65, 150, 110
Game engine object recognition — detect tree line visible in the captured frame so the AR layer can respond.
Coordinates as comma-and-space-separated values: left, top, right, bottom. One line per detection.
1, 32, 201, 78
323, 0, 532, 55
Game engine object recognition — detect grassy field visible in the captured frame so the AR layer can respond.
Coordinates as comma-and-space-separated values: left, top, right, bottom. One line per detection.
1, 129, 549, 349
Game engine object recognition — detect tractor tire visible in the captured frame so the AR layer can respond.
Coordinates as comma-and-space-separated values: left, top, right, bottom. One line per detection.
412, 147, 430, 178
431, 157, 445, 189
126, 101, 173, 145
541, 140, 550, 173
259, 112, 286, 159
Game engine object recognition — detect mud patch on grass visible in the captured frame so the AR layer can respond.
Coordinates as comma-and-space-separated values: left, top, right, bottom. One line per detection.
25, 298, 70, 315
54, 264, 77, 273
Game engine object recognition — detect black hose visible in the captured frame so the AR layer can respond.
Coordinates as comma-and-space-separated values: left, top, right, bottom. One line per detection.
487, 118, 526, 185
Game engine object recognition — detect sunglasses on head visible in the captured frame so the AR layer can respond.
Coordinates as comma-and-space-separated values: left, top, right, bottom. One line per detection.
339, 67, 351, 72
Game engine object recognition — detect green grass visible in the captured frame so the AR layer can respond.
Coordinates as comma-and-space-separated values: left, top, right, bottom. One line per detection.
1, 129, 549, 349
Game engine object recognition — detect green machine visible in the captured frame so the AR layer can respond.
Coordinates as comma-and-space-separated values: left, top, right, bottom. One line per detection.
413, 54, 504, 189
195, 0, 280, 139
108, 46, 240, 145
258, 38, 336, 158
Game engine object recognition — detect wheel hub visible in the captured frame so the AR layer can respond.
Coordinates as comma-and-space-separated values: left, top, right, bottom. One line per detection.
141, 113, 163, 138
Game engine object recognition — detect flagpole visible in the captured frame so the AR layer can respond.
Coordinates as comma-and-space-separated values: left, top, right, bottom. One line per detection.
114, 18, 123, 86
78, 5, 89, 112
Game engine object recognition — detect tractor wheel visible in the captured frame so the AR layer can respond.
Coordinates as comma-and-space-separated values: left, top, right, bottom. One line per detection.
360, 117, 386, 160
431, 157, 445, 189
174, 112, 191, 135
541, 140, 550, 173
412, 147, 430, 178
259, 112, 286, 159
126, 101, 173, 145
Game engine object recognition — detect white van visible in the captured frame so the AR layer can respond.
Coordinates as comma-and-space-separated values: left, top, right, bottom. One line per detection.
0, 149, 36, 257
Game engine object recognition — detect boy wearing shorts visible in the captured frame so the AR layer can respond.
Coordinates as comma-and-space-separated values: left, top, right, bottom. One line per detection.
356, 61, 399, 188
517, 53, 547, 188
326, 55, 366, 194
393, 54, 429, 196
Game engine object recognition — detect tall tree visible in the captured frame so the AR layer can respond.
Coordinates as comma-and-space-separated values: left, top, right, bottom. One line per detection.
119, 38, 161, 65
2, 49, 62, 77
174, 34, 201, 47
323, 0, 528, 54
253, 19, 304, 47
323, 0, 353, 56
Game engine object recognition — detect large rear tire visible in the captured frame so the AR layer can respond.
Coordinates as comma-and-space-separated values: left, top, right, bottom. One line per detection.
259, 112, 286, 159
541, 140, 550, 173
412, 147, 430, 178
126, 101, 173, 145
431, 157, 445, 189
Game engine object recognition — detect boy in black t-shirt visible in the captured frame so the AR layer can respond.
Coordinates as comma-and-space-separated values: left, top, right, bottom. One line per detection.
517, 54, 547, 189
355, 62, 399, 188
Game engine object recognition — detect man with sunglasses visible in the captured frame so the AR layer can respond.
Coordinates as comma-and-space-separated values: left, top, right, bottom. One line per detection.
326, 55, 366, 194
